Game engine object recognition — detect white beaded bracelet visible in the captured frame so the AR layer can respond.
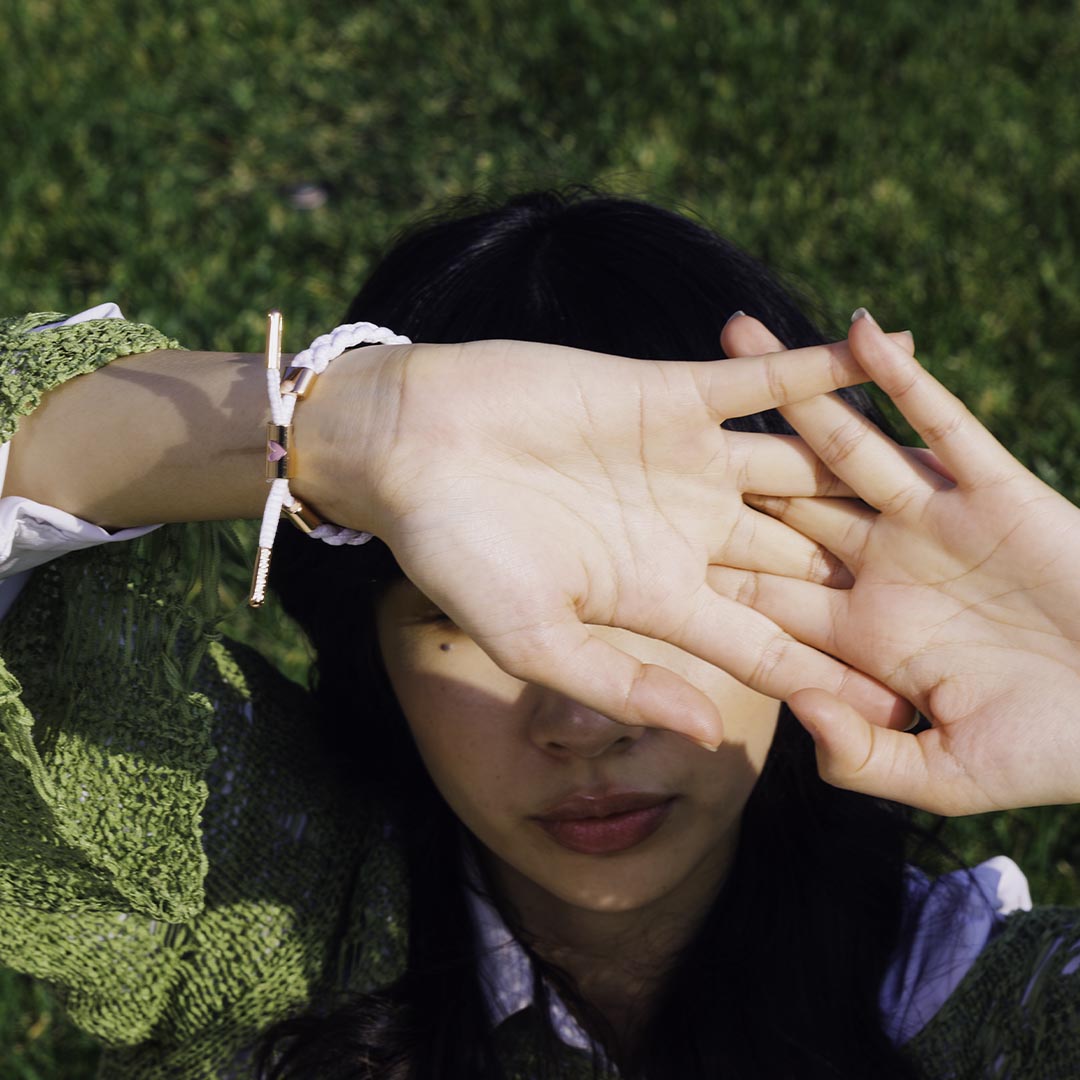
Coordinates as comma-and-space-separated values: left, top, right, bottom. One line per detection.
249, 310, 412, 607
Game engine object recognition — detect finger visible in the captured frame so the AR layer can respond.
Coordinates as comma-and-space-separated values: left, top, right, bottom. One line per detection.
778, 391, 947, 515
692, 331, 918, 420
733, 442, 950, 498
848, 312, 1021, 488
719, 312, 917, 368
741, 494, 876, 570
726, 432, 853, 497
706, 565, 846, 666
706, 566, 918, 734
670, 586, 909, 730
789, 689, 973, 814
721, 315, 944, 490
492, 617, 726, 750
719, 311, 784, 361
720, 312, 932, 511
715, 505, 853, 587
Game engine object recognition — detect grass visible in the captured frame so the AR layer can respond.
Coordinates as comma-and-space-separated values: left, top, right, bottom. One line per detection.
1, 0, 1079, 1073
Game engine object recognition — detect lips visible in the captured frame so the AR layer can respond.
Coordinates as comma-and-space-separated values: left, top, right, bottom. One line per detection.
533, 792, 675, 855
537, 791, 672, 820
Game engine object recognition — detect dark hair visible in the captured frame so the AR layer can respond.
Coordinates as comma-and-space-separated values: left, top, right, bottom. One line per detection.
259, 187, 920, 1078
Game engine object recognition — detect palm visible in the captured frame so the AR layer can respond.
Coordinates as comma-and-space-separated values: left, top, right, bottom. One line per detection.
355, 338, 907, 745
829, 482, 1080, 811
722, 314, 1080, 813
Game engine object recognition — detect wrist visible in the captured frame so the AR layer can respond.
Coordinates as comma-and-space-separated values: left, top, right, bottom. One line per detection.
289, 342, 409, 537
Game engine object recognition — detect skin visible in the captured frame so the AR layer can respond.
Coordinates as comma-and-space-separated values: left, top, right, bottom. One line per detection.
376, 576, 780, 1040
5, 332, 912, 740
716, 312, 1080, 814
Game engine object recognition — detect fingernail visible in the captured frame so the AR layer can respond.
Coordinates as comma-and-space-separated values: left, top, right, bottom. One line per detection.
850, 307, 878, 326
691, 736, 720, 753
901, 329, 914, 344
723, 309, 746, 327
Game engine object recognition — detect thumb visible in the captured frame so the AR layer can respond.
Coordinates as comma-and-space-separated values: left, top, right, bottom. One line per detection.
788, 687, 933, 809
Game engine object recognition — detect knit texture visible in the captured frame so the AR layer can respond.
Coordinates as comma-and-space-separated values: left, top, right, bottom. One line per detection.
0, 312, 180, 442
902, 906, 1080, 1078
0, 314, 1078, 1079
0, 314, 379, 1076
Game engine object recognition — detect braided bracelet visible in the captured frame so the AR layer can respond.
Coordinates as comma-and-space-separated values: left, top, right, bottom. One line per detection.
249, 310, 411, 607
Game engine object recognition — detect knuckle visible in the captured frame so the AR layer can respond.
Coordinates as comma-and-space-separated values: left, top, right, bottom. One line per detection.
829, 347, 850, 388
876, 484, 919, 517
816, 754, 843, 786
765, 359, 788, 407
817, 418, 869, 468
817, 748, 856, 790
881, 366, 920, 402
622, 662, 650, 720
729, 509, 756, 551
484, 621, 559, 680
806, 545, 839, 586
747, 632, 791, 687
920, 407, 967, 446
841, 514, 869, 555
745, 493, 788, 519
733, 570, 761, 607
814, 454, 841, 494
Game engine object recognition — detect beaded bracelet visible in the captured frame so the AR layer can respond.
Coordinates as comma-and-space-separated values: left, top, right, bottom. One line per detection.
249, 310, 411, 607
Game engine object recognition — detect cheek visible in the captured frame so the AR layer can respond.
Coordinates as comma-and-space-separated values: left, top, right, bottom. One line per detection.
378, 628, 527, 825
638, 645, 781, 815
714, 682, 781, 767
633, 632, 781, 765
698, 688, 779, 814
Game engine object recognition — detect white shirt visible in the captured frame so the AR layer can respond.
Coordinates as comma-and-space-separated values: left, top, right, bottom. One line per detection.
0, 303, 158, 615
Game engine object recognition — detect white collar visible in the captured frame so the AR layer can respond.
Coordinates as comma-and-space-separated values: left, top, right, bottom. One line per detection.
463, 851, 596, 1054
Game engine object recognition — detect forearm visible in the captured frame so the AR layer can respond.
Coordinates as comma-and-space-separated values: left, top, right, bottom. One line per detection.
3, 348, 274, 526
4, 338, 410, 532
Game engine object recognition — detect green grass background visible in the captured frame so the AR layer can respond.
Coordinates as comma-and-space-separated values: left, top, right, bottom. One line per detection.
2, 0, 1079, 1073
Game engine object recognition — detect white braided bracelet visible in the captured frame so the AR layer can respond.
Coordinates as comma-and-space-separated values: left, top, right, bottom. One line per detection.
249, 310, 412, 607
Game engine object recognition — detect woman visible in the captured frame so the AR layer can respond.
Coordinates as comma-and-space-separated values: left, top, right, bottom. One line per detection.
1, 189, 1077, 1079
256, 190, 1080, 1078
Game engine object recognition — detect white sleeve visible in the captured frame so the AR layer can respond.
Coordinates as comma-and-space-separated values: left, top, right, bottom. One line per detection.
0, 303, 161, 613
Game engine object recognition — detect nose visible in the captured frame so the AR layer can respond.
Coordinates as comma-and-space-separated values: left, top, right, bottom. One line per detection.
528, 691, 647, 759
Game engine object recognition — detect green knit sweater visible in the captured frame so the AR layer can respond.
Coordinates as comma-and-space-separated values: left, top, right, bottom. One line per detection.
0, 313, 1078, 1079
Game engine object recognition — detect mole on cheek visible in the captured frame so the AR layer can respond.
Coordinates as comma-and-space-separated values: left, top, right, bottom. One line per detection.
440, 643, 452, 653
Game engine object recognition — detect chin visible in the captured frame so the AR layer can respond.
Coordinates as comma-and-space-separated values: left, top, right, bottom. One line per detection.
533, 863, 677, 914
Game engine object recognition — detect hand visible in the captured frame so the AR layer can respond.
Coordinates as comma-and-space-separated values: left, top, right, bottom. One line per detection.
717, 312, 1080, 812
303, 337, 911, 747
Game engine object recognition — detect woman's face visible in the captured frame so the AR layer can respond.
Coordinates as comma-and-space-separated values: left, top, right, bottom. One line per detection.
376, 578, 780, 921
